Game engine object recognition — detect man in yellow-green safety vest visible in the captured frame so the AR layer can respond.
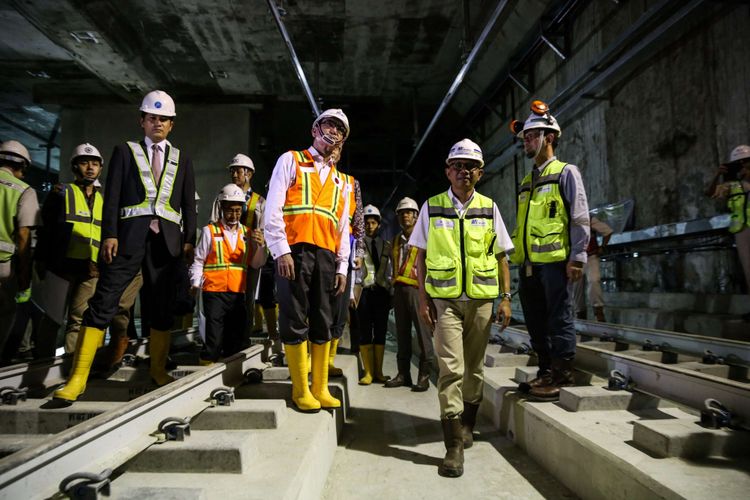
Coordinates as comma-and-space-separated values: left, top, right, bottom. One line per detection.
0, 140, 39, 364
509, 100, 590, 401
411, 138, 513, 479
707, 144, 750, 321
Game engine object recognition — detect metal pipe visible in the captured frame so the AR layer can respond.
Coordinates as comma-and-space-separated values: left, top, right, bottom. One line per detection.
384, 0, 511, 208
266, 0, 321, 117
508, 72, 529, 94
540, 34, 566, 60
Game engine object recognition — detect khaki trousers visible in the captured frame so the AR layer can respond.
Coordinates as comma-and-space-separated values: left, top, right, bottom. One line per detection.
433, 298, 494, 418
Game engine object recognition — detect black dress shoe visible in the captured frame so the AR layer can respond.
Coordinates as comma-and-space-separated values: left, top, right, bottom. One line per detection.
384, 372, 412, 388
412, 373, 430, 392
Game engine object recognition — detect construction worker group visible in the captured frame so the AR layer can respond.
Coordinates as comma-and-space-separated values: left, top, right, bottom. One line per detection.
2, 90, 746, 477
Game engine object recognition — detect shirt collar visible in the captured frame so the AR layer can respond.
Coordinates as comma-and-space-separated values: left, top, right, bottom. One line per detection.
446, 187, 475, 211
144, 136, 170, 151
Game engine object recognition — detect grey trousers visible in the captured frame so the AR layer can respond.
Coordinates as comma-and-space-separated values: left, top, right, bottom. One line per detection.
393, 284, 434, 373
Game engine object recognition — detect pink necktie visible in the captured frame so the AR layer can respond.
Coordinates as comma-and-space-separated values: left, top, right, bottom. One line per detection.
149, 144, 162, 233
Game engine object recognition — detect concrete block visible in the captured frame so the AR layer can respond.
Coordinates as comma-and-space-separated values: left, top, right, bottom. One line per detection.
481, 366, 523, 433
0, 399, 119, 434
559, 386, 659, 412
190, 399, 288, 430
675, 361, 731, 378
0, 434, 52, 458
484, 351, 533, 368
261, 366, 290, 381
127, 430, 256, 473
111, 487, 207, 500
514, 366, 538, 383
632, 418, 750, 459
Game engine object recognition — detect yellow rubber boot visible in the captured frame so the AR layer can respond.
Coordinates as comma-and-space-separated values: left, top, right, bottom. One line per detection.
307, 340, 312, 374
373, 344, 390, 383
310, 341, 341, 408
54, 326, 104, 402
284, 342, 321, 412
359, 344, 373, 385
252, 304, 264, 334
149, 329, 175, 386
328, 338, 343, 377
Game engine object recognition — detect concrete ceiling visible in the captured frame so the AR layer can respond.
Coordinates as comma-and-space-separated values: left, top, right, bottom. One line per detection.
0, 0, 558, 193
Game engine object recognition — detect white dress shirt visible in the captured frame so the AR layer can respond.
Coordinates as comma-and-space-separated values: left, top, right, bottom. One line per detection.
264, 146, 350, 274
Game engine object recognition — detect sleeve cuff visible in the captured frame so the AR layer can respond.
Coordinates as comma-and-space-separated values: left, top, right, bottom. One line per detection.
268, 241, 291, 260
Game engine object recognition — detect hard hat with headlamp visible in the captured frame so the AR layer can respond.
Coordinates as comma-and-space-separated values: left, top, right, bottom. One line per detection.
0, 140, 31, 167
396, 197, 419, 213
140, 90, 176, 117
446, 138, 484, 168
228, 153, 255, 172
313, 108, 350, 146
509, 100, 561, 138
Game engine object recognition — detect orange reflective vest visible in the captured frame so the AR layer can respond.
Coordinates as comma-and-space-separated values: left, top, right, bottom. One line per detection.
392, 233, 419, 287
202, 223, 248, 293
282, 149, 347, 253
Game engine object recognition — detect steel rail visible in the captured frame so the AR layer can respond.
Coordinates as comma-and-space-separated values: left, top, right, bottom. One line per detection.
266, 0, 321, 117
0, 344, 264, 499
493, 325, 750, 420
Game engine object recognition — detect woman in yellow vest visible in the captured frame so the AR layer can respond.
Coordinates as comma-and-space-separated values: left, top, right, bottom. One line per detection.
190, 184, 266, 363
411, 139, 513, 478
707, 144, 750, 321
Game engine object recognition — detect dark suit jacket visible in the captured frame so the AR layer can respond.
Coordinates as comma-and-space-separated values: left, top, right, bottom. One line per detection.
102, 141, 196, 257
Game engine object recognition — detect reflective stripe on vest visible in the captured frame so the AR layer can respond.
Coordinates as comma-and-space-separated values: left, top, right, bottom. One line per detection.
392, 234, 418, 287
727, 181, 750, 233
64, 183, 103, 262
120, 142, 182, 225
281, 149, 346, 253
243, 191, 261, 229
425, 191, 499, 299
202, 223, 248, 293
339, 172, 357, 225
0, 169, 29, 260
510, 159, 570, 265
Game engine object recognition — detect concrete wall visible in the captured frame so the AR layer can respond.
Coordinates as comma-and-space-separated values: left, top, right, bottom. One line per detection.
480, 2, 750, 294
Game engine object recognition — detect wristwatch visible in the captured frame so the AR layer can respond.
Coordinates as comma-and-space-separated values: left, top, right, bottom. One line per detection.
500, 292, 512, 301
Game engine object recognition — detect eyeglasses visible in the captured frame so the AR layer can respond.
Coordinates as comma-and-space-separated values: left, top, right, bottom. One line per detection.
449, 161, 482, 173
222, 207, 243, 215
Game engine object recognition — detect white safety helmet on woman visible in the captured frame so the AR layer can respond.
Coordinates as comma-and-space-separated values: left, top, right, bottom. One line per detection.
509, 100, 562, 138
313, 108, 350, 145
217, 183, 246, 203
363, 204, 381, 221
0, 140, 31, 167
140, 90, 176, 117
446, 139, 484, 168
228, 153, 255, 172
396, 197, 419, 213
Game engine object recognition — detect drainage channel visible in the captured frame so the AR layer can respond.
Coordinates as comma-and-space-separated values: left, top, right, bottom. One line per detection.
490, 324, 750, 422
0, 344, 267, 499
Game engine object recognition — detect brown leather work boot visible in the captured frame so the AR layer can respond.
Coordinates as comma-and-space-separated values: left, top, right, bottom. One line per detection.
528, 359, 574, 401
461, 402, 479, 448
518, 368, 552, 393
384, 372, 412, 388
438, 417, 464, 477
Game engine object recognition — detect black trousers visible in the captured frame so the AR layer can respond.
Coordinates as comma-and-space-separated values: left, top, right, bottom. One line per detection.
330, 270, 353, 340
518, 261, 577, 369
256, 258, 277, 309
275, 243, 336, 345
201, 291, 247, 361
84, 231, 178, 331
357, 285, 391, 345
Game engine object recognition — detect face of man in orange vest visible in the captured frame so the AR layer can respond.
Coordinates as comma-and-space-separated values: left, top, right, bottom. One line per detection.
364, 216, 380, 238
312, 117, 346, 157
397, 209, 418, 234
221, 201, 243, 226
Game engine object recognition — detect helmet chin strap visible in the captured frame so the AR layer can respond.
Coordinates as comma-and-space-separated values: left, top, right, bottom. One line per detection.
316, 123, 343, 147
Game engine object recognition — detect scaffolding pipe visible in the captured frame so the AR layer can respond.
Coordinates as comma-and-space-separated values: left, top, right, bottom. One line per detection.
266, 0, 321, 117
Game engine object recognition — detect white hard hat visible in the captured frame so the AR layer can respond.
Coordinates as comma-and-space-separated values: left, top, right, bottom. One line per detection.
363, 204, 381, 220
228, 153, 255, 172
0, 140, 31, 166
314, 108, 350, 141
396, 197, 419, 213
217, 183, 246, 203
446, 139, 484, 168
70, 143, 103, 165
728, 145, 750, 164
140, 90, 176, 117
510, 100, 562, 138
